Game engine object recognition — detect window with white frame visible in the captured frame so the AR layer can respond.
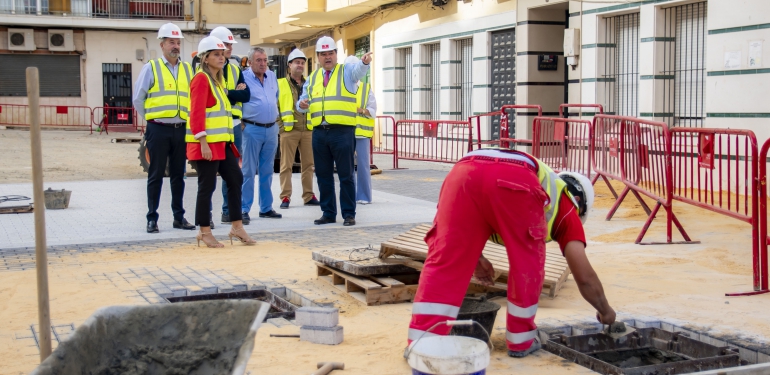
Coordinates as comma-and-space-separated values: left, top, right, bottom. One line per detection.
602, 13, 640, 117
455, 38, 473, 121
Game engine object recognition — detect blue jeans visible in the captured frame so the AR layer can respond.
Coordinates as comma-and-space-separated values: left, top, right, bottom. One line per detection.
241, 122, 278, 214
221, 121, 243, 216
355, 137, 373, 203
313, 126, 356, 219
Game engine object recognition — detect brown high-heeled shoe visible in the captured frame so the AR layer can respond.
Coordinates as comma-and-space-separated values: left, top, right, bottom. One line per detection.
196, 231, 224, 248
228, 226, 256, 246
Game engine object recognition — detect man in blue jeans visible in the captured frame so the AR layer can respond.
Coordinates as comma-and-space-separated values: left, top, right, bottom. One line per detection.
297, 37, 372, 226
210, 27, 250, 225
240, 47, 282, 223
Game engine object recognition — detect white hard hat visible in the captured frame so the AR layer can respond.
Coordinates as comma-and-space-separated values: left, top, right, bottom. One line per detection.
287, 49, 307, 62
197, 36, 226, 57
158, 23, 184, 39
316, 36, 337, 53
557, 171, 594, 224
344, 55, 359, 65
210, 26, 237, 44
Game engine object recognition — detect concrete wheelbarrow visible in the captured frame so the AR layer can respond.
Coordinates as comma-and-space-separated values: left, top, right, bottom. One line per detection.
31, 300, 270, 375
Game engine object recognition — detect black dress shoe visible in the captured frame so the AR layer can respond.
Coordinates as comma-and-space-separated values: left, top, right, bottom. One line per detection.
173, 218, 196, 230
146, 221, 159, 233
221, 213, 231, 223
304, 196, 321, 206
242, 212, 250, 225
314, 216, 336, 225
343, 217, 356, 226
259, 210, 282, 219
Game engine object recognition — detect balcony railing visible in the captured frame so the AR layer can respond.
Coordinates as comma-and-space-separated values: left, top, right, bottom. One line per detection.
0, 0, 185, 20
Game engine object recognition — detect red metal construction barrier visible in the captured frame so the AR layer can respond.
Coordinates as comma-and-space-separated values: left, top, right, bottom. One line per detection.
372, 116, 396, 169
670, 128, 765, 296
559, 103, 604, 118
531, 117, 594, 178
499, 104, 542, 149
393, 119, 473, 169
469, 111, 505, 149
0, 104, 94, 133
753, 138, 770, 296
592, 115, 695, 245
93, 106, 144, 135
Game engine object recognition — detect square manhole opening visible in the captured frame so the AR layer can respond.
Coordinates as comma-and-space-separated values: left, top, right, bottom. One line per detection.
166, 289, 299, 322
545, 328, 742, 375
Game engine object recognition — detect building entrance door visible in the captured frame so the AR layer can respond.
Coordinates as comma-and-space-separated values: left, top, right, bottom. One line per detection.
102, 63, 133, 126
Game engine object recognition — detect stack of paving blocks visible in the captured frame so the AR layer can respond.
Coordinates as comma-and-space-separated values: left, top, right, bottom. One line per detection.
296, 307, 343, 345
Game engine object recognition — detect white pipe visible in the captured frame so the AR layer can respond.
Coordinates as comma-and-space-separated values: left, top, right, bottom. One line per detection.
36, 0, 41, 15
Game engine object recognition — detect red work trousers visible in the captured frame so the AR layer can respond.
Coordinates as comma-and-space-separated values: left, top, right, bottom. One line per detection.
407, 156, 548, 351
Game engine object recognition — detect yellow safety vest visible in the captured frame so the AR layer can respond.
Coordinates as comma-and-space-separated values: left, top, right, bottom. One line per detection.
307, 64, 357, 127
355, 82, 374, 138
488, 156, 576, 244
226, 63, 243, 119
277, 77, 311, 131
185, 72, 234, 144
145, 58, 192, 120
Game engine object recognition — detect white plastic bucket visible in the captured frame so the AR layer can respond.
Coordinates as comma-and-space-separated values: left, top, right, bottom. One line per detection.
406, 335, 490, 375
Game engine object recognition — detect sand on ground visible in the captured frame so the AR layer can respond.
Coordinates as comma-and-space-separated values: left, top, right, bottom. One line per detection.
0, 129, 146, 183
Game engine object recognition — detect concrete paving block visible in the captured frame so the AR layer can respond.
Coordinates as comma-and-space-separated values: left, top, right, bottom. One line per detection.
296, 307, 339, 328
728, 339, 761, 363
570, 322, 602, 336
247, 281, 266, 290
673, 325, 705, 341
632, 318, 660, 329
267, 318, 294, 328
269, 286, 287, 298
300, 326, 343, 345
661, 321, 675, 332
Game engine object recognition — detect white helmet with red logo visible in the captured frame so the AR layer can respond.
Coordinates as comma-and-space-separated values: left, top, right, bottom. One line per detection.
316, 36, 337, 53
197, 36, 226, 57
157, 23, 184, 39
210, 26, 237, 44
557, 171, 594, 224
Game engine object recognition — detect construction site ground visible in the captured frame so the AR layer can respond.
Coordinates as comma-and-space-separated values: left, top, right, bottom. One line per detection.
1, 129, 768, 374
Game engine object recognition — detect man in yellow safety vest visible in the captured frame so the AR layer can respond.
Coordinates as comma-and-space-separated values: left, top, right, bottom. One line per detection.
276, 48, 320, 209
297, 36, 373, 227
133, 22, 195, 233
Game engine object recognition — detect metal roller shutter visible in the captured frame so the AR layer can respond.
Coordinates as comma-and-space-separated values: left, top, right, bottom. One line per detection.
0, 54, 81, 97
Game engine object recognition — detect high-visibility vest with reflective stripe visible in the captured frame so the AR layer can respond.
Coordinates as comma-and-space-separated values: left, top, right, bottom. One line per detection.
355, 82, 374, 138
488, 156, 576, 244
226, 63, 243, 119
185, 72, 234, 144
145, 59, 192, 121
307, 64, 357, 127
277, 77, 311, 131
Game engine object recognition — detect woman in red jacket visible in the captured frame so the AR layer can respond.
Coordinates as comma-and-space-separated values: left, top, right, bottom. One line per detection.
187, 36, 256, 248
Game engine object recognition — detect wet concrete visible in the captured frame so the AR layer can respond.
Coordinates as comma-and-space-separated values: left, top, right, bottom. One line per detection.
591, 348, 687, 368
32, 300, 266, 375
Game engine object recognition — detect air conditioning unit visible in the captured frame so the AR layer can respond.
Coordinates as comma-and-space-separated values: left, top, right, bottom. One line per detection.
48, 29, 75, 52
8, 29, 36, 51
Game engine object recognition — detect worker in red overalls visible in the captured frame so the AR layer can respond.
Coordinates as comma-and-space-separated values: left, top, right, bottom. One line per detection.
407, 148, 616, 357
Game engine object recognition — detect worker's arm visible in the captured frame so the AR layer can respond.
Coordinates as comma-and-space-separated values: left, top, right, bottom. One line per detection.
564, 241, 615, 325
344, 59, 371, 94
132, 62, 153, 118
226, 65, 250, 104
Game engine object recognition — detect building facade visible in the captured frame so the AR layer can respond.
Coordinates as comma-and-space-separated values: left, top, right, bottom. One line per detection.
251, 0, 770, 143
0, 0, 257, 111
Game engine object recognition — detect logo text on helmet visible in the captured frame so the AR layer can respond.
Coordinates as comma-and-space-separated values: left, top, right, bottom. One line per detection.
322, 45, 329, 49
228, 36, 233, 40
172, 30, 179, 35
217, 43, 224, 48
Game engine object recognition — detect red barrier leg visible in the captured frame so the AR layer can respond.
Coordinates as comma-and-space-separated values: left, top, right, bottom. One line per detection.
637, 205, 700, 245
630, 189, 652, 216
606, 186, 630, 221
635, 202, 661, 244
601, 175, 619, 200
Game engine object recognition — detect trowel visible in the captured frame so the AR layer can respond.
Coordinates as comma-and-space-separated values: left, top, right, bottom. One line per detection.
603, 322, 637, 339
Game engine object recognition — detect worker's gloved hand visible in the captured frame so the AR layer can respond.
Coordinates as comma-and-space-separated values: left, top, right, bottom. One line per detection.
473, 256, 496, 287
596, 307, 616, 326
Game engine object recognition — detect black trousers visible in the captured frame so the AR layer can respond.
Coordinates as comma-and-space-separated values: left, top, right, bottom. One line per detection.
195, 144, 243, 227
312, 125, 356, 219
145, 122, 187, 222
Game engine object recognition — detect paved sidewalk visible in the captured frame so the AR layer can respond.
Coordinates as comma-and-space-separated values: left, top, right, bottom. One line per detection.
0, 174, 436, 249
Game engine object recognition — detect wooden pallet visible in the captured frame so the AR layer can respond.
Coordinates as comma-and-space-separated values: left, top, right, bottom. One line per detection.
316, 263, 419, 306
379, 224, 571, 298
0, 204, 33, 214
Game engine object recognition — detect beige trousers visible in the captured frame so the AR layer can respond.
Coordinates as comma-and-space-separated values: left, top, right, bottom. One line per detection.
279, 128, 315, 202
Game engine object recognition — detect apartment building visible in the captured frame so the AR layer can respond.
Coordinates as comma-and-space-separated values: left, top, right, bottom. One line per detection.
250, 0, 770, 143
0, 0, 257, 114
